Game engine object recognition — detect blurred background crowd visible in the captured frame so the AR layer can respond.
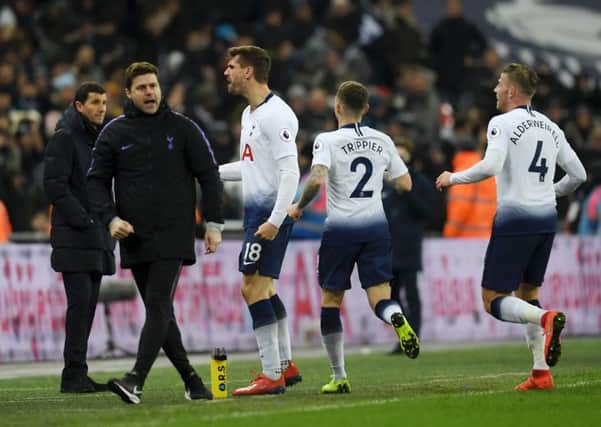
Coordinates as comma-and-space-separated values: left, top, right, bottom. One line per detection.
1, 0, 601, 242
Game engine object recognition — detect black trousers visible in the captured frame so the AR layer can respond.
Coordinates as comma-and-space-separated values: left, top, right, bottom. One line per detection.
131, 259, 194, 383
391, 269, 422, 336
62, 272, 101, 379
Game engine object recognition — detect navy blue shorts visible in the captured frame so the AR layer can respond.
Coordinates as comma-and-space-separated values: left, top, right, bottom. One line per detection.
238, 223, 293, 279
481, 232, 555, 293
318, 236, 393, 291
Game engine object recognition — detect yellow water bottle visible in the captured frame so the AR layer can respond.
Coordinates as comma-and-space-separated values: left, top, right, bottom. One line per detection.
210, 347, 227, 398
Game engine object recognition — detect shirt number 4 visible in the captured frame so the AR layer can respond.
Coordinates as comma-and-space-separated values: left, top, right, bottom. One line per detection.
528, 140, 548, 182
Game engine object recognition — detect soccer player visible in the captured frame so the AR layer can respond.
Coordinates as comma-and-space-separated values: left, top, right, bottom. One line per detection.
288, 81, 420, 394
221, 45, 302, 396
436, 63, 586, 391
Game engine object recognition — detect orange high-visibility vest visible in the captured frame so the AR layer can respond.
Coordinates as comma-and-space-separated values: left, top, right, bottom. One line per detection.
0, 201, 12, 243
443, 151, 496, 238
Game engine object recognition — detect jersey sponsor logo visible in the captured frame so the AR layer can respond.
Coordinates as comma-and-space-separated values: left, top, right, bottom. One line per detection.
489, 126, 501, 139
279, 128, 292, 142
241, 143, 254, 161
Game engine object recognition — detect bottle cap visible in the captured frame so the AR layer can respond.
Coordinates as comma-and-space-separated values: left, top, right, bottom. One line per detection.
212, 347, 227, 361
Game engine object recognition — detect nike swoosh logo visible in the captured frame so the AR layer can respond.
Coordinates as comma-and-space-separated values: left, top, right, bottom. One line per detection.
121, 144, 134, 151
242, 261, 256, 266
133, 386, 142, 395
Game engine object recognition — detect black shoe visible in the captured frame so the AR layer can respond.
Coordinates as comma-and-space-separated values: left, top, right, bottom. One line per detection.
108, 372, 143, 404
185, 373, 213, 401
88, 376, 109, 392
61, 375, 96, 393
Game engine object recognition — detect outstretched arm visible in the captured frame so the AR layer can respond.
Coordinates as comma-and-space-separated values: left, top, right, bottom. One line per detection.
288, 164, 328, 221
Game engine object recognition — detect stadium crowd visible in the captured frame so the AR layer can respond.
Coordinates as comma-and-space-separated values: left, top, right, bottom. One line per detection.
1, 0, 601, 240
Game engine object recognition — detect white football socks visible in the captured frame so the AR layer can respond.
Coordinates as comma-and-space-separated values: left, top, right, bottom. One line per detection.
499, 296, 545, 324
322, 332, 347, 381
254, 323, 281, 380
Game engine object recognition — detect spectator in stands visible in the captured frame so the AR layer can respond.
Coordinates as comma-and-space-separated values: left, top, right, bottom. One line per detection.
565, 106, 598, 149
578, 184, 601, 235
43, 82, 114, 393
379, 0, 427, 86
428, 0, 487, 104
87, 62, 224, 405
383, 137, 435, 351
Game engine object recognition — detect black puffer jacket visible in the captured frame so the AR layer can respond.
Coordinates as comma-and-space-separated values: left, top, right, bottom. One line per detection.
87, 100, 224, 267
382, 168, 435, 272
44, 103, 115, 274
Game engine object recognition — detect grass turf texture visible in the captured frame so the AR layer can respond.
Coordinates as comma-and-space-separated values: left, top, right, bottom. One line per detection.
1, 338, 600, 427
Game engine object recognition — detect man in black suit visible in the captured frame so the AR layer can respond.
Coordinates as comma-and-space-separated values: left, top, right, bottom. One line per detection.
87, 61, 224, 404
382, 138, 435, 352
44, 82, 115, 393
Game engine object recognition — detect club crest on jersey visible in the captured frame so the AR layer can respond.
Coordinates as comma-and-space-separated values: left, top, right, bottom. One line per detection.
313, 141, 322, 152
242, 143, 254, 161
279, 128, 292, 142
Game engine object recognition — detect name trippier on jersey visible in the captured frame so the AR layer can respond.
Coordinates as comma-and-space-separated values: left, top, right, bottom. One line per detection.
508, 119, 559, 145
340, 139, 384, 155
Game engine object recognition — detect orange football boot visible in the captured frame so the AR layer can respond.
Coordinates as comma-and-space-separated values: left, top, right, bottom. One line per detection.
232, 374, 286, 396
515, 369, 555, 391
541, 311, 566, 367
283, 361, 302, 387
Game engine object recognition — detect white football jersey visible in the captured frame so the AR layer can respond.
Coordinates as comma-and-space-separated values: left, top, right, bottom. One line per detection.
311, 123, 407, 239
239, 93, 298, 227
486, 106, 580, 234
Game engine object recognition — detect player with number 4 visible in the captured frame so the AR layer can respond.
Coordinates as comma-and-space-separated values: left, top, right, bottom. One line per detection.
288, 81, 420, 394
436, 63, 586, 391
220, 46, 302, 396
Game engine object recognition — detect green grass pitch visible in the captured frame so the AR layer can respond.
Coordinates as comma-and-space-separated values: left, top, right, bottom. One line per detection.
1, 338, 600, 427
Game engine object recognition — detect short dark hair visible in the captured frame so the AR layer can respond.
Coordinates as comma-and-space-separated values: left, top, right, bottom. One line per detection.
336, 81, 368, 116
227, 46, 271, 83
502, 63, 539, 98
74, 82, 105, 104
124, 61, 159, 89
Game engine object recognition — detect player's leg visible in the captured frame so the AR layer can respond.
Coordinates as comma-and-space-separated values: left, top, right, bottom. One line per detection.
359, 239, 419, 358
320, 288, 351, 393
521, 233, 565, 368
482, 233, 547, 326
513, 283, 555, 391
262, 224, 301, 386
318, 237, 356, 393
366, 283, 419, 358
233, 228, 287, 396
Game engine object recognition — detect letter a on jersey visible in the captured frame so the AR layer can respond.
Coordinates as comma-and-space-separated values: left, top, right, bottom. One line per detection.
241, 143, 254, 161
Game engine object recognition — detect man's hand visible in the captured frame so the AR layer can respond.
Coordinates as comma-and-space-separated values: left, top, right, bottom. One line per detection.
255, 221, 278, 240
204, 229, 222, 254
109, 218, 134, 240
287, 203, 303, 221
436, 171, 453, 191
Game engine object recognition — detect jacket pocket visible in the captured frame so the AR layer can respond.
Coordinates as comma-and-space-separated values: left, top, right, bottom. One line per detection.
50, 224, 110, 249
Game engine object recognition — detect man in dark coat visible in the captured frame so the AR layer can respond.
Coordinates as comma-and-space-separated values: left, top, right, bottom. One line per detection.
382, 138, 435, 352
44, 82, 115, 393
87, 61, 224, 404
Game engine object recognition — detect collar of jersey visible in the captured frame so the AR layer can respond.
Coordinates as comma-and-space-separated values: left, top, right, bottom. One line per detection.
256, 92, 274, 109
340, 122, 363, 136
515, 105, 533, 113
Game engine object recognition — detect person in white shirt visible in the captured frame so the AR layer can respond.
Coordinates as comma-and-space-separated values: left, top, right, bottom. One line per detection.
436, 63, 586, 391
288, 81, 420, 394
220, 45, 301, 396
